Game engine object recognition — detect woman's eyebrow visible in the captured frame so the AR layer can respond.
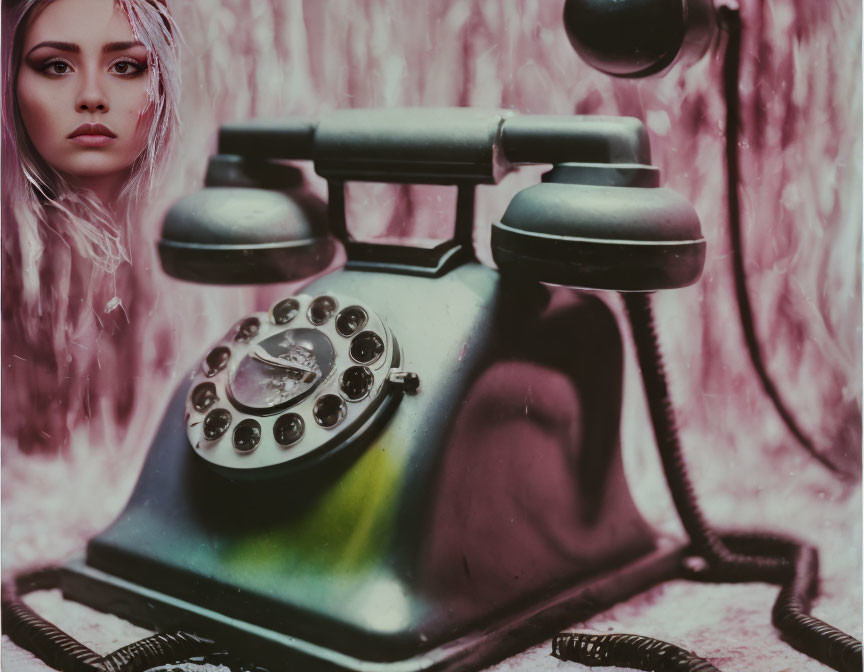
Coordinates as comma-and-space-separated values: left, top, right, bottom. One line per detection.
26, 41, 78, 57
24, 40, 145, 59
104, 41, 145, 53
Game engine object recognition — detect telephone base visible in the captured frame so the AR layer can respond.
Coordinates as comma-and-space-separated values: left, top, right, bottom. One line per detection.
62, 541, 684, 672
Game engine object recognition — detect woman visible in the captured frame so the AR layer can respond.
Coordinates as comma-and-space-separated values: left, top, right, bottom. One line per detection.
1, 0, 180, 451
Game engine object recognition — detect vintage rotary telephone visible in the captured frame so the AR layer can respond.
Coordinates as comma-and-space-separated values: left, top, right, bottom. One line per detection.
49, 108, 706, 671
26, 106, 854, 672
4, 2, 860, 672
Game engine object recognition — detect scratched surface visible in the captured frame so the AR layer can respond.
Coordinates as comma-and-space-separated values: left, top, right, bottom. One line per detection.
1, 1, 861, 671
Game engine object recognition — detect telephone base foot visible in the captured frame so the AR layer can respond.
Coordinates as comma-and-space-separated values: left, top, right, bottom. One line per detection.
62, 541, 684, 672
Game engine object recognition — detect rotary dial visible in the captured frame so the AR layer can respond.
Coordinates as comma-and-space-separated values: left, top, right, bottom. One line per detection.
185, 293, 407, 474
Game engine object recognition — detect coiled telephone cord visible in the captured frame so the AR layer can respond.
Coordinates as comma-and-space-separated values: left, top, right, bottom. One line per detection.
555, 10, 860, 669
1, 568, 218, 672
556, 295, 861, 671
553, 632, 720, 671
616, 293, 859, 672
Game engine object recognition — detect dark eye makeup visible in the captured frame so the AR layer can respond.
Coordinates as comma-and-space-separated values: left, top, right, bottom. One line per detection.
36, 58, 72, 76
27, 52, 148, 78
108, 58, 148, 77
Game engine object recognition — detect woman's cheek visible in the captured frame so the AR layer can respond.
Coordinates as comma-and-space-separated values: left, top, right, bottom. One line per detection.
17, 76, 62, 160
17, 75, 47, 133
128, 86, 154, 153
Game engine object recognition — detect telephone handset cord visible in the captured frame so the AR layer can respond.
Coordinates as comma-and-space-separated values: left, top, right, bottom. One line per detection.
1, 568, 219, 672
626, 293, 859, 671
718, 7, 854, 479
556, 294, 861, 671
555, 11, 859, 667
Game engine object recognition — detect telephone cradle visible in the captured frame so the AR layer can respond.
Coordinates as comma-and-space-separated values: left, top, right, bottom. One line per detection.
62, 108, 708, 671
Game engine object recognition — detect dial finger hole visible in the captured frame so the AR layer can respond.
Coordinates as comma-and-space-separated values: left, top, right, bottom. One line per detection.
203, 408, 232, 440
274, 413, 305, 446
235, 317, 260, 343
308, 296, 338, 326
314, 394, 347, 428
336, 306, 368, 337
191, 382, 218, 412
204, 346, 231, 377
233, 419, 261, 453
350, 331, 384, 365
272, 298, 300, 325
340, 366, 373, 401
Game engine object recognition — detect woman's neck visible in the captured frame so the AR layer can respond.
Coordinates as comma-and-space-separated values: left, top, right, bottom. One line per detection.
62, 172, 128, 210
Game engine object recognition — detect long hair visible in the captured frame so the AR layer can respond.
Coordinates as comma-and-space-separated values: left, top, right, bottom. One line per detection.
1, 0, 180, 452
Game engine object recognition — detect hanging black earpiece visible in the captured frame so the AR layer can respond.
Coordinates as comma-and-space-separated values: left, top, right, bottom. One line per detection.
563, 0, 717, 77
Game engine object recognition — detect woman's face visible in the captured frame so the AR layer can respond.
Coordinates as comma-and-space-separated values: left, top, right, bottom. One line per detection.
16, 0, 153, 195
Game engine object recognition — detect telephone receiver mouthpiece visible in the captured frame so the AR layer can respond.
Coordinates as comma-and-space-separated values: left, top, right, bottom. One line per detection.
563, 0, 718, 78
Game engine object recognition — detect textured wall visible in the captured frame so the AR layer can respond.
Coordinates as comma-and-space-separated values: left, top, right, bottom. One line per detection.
2, 2, 861, 663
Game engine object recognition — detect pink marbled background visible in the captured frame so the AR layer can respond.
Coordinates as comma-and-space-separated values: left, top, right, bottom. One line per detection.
2, 1, 861, 670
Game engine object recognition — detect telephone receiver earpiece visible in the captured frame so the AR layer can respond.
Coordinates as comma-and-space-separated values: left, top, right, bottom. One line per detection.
563, 0, 718, 77
160, 155, 333, 284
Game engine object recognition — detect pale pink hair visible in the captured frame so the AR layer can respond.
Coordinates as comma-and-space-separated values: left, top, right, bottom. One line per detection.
1, 0, 180, 451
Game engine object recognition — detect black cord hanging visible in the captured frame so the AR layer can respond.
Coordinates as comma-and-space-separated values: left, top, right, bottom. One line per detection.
718, 6, 855, 480
554, 7, 860, 670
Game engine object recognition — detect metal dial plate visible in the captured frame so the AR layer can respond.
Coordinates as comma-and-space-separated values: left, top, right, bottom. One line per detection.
185, 293, 399, 473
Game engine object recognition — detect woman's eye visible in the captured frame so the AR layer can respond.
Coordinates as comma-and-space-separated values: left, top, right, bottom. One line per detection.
41, 61, 71, 75
109, 60, 146, 76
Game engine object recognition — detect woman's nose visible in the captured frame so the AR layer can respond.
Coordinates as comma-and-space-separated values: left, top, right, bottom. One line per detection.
75, 73, 109, 112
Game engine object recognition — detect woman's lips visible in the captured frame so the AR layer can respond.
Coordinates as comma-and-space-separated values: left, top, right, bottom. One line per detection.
69, 134, 116, 147
68, 123, 116, 147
